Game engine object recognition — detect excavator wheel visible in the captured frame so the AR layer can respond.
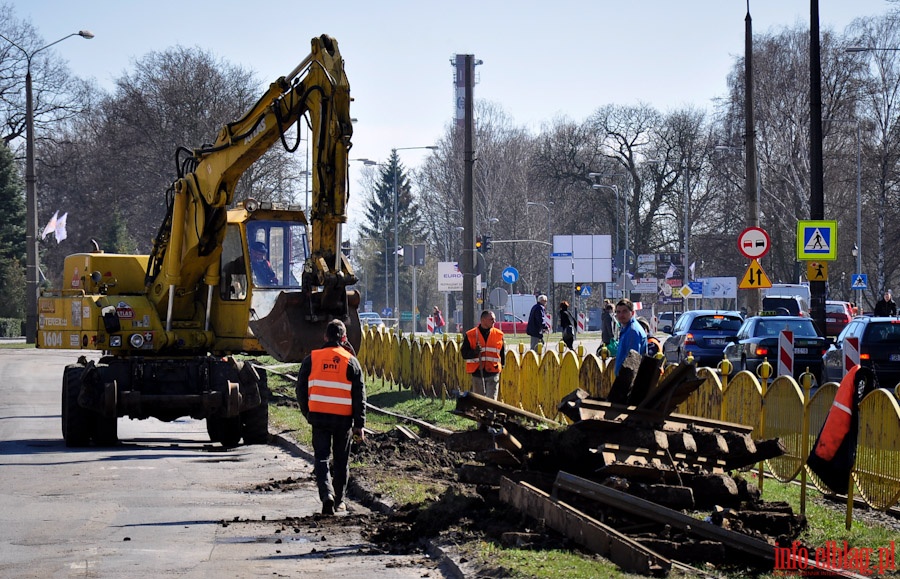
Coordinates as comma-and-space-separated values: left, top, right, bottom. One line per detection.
241, 367, 270, 445
93, 381, 119, 446
250, 290, 361, 362
61, 364, 92, 447
207, 416, 242, 448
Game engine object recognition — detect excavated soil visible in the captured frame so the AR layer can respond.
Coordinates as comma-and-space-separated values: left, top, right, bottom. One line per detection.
258, 407, 900, 577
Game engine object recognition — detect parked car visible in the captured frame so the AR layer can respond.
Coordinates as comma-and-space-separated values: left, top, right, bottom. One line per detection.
723, 315, 827, 380
657, 311, 683, 334
662, 310, 743, 367
761, 295, 810, 317
496, 312, 528, 334
821, 316, 900, 388
825, 300, 854, 337
358, 312, 385, 328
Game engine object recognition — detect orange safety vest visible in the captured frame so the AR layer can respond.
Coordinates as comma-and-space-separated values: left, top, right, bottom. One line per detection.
465, 326, 504, 374
307, 346, 354, 416
812, 365, 859, 462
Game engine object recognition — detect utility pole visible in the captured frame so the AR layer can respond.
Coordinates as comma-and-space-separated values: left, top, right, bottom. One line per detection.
745, 5, 760, 316
461, 54, 478, 331
809, 0, 827, 335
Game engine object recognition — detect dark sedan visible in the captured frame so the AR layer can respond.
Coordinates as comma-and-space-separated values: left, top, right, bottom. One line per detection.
821, 316, 900, 388
662, 310, 743, 367
724, 315, 827, 380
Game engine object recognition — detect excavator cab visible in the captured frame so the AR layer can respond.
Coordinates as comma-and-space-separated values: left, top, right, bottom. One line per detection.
215, 203, 360, 363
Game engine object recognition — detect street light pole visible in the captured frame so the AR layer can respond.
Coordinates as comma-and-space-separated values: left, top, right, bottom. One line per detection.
823, 118, 863, 301
590, 183, 624, 297
526, 201, 552, 304
392, 146, 436, 331
0, 30, 95, 343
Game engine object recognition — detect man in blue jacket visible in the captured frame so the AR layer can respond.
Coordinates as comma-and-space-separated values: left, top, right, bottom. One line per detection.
526, 294, 550, 350
614, 298, 647, 374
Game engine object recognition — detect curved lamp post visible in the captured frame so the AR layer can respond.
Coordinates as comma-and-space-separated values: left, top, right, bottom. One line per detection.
392, 146, 436, 330
0, 30, 94, 343
526, 201, 553, 304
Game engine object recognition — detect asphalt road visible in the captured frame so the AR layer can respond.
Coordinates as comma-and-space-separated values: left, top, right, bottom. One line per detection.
0, 349, 446, 578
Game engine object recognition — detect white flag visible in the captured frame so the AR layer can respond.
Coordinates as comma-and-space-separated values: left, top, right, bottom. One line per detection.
41, 211, 59, 240
689, 261, 696, 280
665, 263, 676, 279
55, 212, 68, 243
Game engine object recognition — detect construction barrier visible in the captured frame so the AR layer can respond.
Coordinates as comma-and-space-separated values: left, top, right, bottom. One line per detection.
357, 326, 900, 514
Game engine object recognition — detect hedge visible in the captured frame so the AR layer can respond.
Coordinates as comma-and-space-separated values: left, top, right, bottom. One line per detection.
0, 318, 24, 337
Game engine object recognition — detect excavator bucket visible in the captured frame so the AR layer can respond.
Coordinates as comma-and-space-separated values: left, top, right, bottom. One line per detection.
249, 290, 361, 362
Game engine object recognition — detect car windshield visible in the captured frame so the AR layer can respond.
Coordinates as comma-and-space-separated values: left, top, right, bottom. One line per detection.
756, 319, 817, 338
689, 315, 742, 332
863, 322, 900, 344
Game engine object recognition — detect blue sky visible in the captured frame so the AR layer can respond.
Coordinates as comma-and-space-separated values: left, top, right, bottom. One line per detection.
7, 0, 895, 231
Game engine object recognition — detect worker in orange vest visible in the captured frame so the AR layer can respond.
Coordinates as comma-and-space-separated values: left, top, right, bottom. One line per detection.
296, 319, 366, 515
460, 310, 506, 400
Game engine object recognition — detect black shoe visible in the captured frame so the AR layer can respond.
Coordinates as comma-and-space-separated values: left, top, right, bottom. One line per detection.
321, 498, 335, 515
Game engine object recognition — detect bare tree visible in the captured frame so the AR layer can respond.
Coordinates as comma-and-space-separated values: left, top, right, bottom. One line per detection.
37, 46, 303, 283
847, 15, 900, 305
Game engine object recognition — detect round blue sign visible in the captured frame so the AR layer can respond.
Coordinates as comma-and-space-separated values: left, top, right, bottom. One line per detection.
501, 266, 519, 284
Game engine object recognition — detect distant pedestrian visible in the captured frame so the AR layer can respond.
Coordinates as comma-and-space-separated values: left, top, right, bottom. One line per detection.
600, 301, 615, 346
614, 299, 647, 375
296, 320, 366, 516
874, 290, 897, 317
526, 294, 550, 350
637, 317, 660, 358
432, 306, 445, 334
460, 310, 505, 399
558, 301, 576, 350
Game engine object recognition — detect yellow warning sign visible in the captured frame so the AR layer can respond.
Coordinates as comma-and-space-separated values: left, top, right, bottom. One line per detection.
807, 261, 828, 281
739, 259, 773, 289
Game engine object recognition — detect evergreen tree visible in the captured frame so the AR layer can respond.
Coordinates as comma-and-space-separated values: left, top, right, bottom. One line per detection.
0, 144, 25, 264
105, 208, 138, 254
357, 151, 426, 314
0, 257, 25, 318
0, 144, 25, 317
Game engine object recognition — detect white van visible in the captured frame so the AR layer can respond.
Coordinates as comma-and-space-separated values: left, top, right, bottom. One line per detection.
764, 284, 810, 302
506, 294, 539, 322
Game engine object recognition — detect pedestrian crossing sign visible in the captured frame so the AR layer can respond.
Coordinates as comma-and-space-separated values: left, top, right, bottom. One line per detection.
852, 274, 868, 290
797, 220, 837, 260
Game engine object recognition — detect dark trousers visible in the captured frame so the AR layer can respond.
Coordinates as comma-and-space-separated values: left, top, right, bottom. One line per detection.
563, 327, 574, 350
311, 423, 352, 504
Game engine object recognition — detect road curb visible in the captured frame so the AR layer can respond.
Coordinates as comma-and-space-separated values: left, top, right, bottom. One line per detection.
269, 431, 465, 579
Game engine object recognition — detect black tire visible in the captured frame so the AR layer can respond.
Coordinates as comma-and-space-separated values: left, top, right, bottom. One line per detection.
206, 416, 223, 443
207, 416, 241, 448
93, 416, 118, 446
62, 365, 92, 447
93, 382, 118, 446
241, 368, 269, 445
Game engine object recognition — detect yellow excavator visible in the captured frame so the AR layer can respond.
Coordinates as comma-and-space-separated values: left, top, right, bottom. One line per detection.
38, 35, 361, 447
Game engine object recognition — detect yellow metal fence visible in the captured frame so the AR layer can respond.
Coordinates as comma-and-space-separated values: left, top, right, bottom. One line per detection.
360, 327, 900, 513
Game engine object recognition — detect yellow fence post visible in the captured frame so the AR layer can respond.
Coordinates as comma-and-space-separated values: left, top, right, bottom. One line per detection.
756, 359, 772, 492
800, 369, 812, 517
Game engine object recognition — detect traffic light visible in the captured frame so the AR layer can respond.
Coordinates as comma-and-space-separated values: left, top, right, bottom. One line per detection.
483, 234, 493, 252
575, 284, 582, 293
476, 236, 483, 252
